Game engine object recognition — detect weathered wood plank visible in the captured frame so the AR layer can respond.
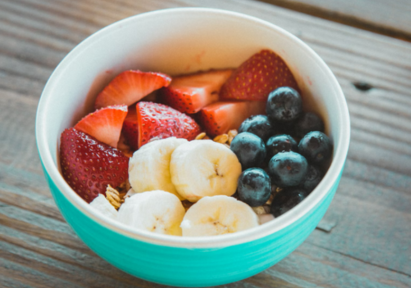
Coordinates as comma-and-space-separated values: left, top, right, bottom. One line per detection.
0, 259, 79, 288
309, 192, 411, 276
0, 210, 92, 255
278, 243, 411, 288
257, 0, 411, 41
0, 231, 158, 288
0, 276, 34, 288
1, 241, 146, 288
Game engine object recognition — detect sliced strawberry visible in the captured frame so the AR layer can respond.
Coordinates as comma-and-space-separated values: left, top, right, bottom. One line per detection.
160, 69, 234, 114
74, 105, 127, 148
60, 128, 129, 203
95, 70, 172, 109
220, 49, 299, 101
199, 101, 266, 137
121, 105, 139, 151
136, 101, 201, 148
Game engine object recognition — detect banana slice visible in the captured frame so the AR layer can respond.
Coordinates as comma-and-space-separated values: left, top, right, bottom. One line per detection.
117, 190, 185, 236
181, 195, 259, 236
89, 194, 118, 221
170, 140, 242, 202
128, 137, 187, 200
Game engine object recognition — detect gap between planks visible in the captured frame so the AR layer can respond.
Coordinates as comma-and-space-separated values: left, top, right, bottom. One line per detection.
256, 0, 411, 42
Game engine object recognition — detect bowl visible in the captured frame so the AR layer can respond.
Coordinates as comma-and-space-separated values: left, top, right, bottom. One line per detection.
36, 7, 350, 287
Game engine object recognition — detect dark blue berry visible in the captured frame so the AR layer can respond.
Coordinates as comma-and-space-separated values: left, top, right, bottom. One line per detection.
270, 188, 309, 217
294, 112, 324, 139
276, 120, 297, 136
237, 168, 271, 207
238, 115, 275, 141
300, 165, 323, 192
266, 87, 302, 122
268, 151, 308, 187
298, 131, 332, 164
266, 134, 298, 159
230, 132, 266, 170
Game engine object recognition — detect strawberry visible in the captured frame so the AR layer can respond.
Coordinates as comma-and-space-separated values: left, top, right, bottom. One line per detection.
220, 49, 299, 101
199, 101, 266, 137
136, 101, 201, 148
94, 70, 172, 109
121, 104, 139, 151
60, 128, 129, 203
160, 69, 233, 114
74, 105, 127, 148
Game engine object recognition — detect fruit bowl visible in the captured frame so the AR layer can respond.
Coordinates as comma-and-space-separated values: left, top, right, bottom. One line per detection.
36, 7, 350, 287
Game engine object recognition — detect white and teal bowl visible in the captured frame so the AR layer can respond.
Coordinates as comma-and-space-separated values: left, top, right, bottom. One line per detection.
36, 8, 350, 287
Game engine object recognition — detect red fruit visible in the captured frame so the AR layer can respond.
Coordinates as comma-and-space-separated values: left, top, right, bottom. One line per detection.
136, 101, 201, 148
95, 70, 172, 109
199, 101, 266, 137
74, 105, 127, 148
122, 105, 139, 151
161, 69, 233, 114
220, 49, 299, 101
60, 128, 129, 203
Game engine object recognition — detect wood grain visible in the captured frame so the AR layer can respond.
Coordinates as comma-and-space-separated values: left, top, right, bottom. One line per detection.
0, 0, 410, 287
257, 0, 411, 41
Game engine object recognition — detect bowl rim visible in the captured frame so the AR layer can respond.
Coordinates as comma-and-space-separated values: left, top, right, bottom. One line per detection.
36, 7, 350, 248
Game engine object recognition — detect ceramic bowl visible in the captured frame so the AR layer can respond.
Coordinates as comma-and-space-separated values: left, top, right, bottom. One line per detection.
36, 7, 350, 287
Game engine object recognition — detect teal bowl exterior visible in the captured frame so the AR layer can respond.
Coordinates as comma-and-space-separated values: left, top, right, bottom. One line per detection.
36, 7, 350, 288
42, 162, 343, 287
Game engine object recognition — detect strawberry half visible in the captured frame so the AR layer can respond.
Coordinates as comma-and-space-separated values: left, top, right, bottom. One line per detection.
220, 49, 299, 101
74, 105, 127, 148
122, 104, 139, 151
199, 101, 266, 137
136, 101, 201, 148
160, 69, 233, 114
60, 128, 129, 203
95, 70, 172, 109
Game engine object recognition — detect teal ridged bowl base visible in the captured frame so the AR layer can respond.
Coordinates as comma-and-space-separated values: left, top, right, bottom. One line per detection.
44, 167, 341, 287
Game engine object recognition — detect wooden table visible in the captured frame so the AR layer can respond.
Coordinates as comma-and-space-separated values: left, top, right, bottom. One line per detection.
1, 0, 410, 287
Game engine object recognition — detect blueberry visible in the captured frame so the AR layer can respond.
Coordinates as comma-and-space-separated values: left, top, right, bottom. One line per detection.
270, 188, 309, 217
298, 131, 332, 164
230, 132, 266, 170
266, 87, 302, 122
268, 151, 308, 187
276, 120, 297, 136
238, 115, 275, 141
294, 112, 324, 139
237, 168, 271, 207
266, 134, 298, 159
300, 165, 323, 192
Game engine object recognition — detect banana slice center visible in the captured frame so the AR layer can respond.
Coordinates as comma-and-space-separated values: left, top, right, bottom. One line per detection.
151, 216, 167, 232
208, 163, 224, 179
201, 208, 238, 234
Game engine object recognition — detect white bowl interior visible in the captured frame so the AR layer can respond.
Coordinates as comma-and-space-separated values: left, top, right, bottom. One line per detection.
36, 8, 350, 248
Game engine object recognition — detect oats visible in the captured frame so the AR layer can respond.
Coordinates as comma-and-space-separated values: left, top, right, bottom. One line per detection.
214, 134, 229, 144
266, 194, 275, 205
195, 132, 207, 140
252, 206, 266, 215
117, 179, 131, 194
228, 129, 238, 144
106, 185, 122, 209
